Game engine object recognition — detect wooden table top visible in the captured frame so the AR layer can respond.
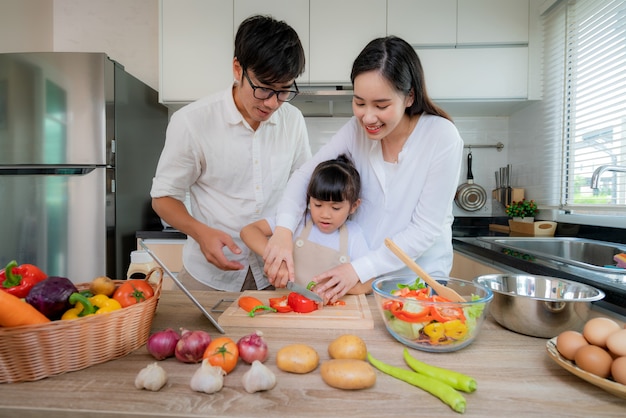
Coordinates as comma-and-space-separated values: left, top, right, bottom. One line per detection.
1, 290, 624, 418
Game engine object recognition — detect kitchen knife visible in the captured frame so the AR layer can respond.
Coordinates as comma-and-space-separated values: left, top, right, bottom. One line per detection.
506, 164, 512, 206
500, 167, 506, 204
286, 281, 324, 303
495, 170, 500, 202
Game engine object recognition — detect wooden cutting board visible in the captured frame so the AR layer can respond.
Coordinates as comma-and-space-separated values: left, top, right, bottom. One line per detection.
217, 290, 374, 329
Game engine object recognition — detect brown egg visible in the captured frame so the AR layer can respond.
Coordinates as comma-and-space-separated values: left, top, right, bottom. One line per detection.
611, 356, 626, 385
606, 329, 626, 357
556, 330, 589, 361
574, 345, 613, 378
583, 317, 621, 348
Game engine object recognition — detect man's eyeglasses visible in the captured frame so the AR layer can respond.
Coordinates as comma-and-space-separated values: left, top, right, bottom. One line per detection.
243, 70, 299, 102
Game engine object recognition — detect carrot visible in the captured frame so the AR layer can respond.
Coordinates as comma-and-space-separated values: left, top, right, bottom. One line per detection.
0, 290, 50, 326
237, 296, 276, 317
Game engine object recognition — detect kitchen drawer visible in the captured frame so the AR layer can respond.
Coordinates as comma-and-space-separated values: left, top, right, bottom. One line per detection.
451, 251, 506, 281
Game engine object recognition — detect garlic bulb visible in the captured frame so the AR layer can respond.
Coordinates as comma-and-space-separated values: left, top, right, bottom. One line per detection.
135, 362, 168, 391
241, 360, 277, 393
190, 358, 226, 394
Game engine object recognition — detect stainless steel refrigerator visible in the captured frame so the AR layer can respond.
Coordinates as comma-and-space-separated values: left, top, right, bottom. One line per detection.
0, 52, 168, 281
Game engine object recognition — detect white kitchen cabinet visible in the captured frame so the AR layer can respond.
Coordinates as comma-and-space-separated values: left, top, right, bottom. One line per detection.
234, 0, 310, 83
458, 0, 529, 44
387, 0, 529, 46
417, 47, 528, 100
388, 0, 533, 100
309, 0, 387, 84
159, 0, 234, 104
387, 0, 457, 46
159, 0, 539, 104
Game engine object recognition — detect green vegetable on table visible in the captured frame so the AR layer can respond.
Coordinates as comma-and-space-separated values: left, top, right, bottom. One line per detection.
402, 348, 477, 393
367, 352, 466, 414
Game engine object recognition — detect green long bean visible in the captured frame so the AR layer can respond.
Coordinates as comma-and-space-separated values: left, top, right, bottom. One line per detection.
367, 352, 466, 414
403, 348, 477, 393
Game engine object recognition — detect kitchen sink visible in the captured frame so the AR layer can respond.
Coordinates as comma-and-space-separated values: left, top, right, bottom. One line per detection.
475, 237, 626, 275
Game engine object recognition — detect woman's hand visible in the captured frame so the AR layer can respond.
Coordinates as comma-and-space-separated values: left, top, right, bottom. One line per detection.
313, 263, 360, 304
263, 226, 295, 282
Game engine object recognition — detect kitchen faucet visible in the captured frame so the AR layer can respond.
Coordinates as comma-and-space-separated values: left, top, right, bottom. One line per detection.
590, 165, 626, 189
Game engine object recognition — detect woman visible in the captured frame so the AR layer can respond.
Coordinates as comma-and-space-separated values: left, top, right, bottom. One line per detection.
263, 36, 464, 303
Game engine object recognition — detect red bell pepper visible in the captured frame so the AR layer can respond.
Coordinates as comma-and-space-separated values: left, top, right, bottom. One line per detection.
0, 260, 47, 299
269, 296, 293, 313
429, 296, 466, 323
287, 292, 318, 313
384, 299, 434, 323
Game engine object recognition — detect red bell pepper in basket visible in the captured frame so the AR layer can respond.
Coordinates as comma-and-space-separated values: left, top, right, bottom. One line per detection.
0, 260, 47, 299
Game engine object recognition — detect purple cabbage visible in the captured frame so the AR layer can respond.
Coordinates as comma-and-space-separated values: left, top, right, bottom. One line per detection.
25, 276, 78, 320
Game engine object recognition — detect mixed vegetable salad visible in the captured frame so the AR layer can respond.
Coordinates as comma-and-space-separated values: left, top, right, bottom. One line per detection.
381, 279, 485, 346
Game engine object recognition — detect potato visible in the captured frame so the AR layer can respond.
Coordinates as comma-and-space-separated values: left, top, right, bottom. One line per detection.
328, 334, 367, 360
276, 344, 319, 374
90, 276, 116, 297
320, 359, 376, 390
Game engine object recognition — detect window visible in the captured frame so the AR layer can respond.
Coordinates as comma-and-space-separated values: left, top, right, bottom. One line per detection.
544, 0, 626, 216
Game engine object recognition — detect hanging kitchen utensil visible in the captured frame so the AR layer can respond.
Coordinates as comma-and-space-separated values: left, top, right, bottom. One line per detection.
455, 149, 487, 211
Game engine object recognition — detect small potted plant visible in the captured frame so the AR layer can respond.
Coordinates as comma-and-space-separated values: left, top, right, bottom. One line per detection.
506, 199, 538, 222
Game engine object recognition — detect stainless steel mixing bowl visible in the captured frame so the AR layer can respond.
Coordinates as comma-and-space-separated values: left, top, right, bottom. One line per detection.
473, 274, 605, 338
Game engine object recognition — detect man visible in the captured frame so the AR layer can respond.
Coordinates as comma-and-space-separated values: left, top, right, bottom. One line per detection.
151, 15, 310, 291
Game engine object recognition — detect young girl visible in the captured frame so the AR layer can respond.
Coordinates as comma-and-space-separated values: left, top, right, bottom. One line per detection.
241, 154, 372, 295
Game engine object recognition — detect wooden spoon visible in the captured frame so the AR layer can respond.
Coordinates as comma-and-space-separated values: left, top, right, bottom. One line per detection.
384, 238, 466, 302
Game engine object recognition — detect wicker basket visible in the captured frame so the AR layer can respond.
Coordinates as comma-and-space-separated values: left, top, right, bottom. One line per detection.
0, 268, 163, 383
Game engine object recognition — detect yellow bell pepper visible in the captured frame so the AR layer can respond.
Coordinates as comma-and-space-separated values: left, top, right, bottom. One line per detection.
443, 319, 468, 340
61, 292, 122, 320
423, 322, 446, 343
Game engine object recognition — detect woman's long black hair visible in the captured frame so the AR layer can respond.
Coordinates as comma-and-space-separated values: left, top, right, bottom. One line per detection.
350, 36, 452, 122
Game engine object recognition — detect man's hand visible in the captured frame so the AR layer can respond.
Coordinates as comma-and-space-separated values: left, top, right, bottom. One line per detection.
197, 225, 244, 271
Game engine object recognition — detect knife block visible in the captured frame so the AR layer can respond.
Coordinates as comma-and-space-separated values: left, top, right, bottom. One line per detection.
493, 188, 524, 204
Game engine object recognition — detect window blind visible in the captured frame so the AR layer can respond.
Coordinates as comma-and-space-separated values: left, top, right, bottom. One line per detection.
544, 0, 626, 215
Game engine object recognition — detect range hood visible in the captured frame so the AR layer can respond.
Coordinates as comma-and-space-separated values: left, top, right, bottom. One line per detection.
291, 85, 537, 118
291, 86, 354, 117
294, 85, 354, 99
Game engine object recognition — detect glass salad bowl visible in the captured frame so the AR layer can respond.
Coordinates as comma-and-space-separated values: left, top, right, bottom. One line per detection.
372, 276, 493, 352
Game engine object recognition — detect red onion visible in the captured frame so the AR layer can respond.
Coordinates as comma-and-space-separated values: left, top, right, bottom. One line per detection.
237, 331, 269, 364
146, 328, 180, 360
175, 328, 212, 363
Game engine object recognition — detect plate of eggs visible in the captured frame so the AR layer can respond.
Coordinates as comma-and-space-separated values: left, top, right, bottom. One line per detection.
546, 316, 626, 399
